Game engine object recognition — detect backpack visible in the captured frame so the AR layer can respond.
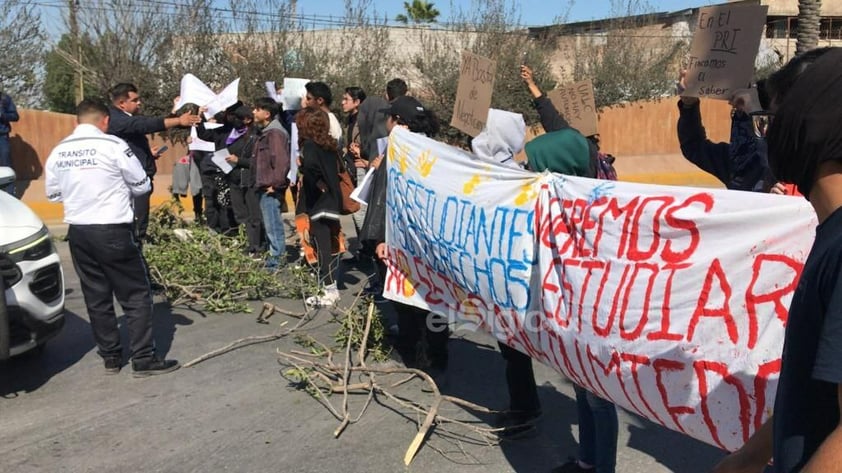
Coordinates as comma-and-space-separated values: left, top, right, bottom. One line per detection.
596, 152, 618, 181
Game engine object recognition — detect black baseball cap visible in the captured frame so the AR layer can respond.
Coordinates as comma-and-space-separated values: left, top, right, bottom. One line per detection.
380, 96, 426, 121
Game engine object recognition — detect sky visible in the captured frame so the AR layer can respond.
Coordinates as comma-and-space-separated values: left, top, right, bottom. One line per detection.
294, 0, 720, 27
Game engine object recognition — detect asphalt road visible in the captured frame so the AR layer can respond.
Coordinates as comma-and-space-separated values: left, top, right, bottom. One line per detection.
0, 236, 725, 473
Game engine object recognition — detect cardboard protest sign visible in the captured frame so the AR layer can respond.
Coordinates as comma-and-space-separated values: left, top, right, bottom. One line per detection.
547, 79, 599, 137
382, 126, 817, 451
683, 4, 769, 100
451, 50, 496, 137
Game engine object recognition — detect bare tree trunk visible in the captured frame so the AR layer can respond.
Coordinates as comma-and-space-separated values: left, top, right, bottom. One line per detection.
796, 0, 822, 55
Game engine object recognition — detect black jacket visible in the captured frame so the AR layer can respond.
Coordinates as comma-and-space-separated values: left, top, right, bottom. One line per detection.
299, 140, 341, 221
195, 122, 257, 186
677, 100, 774, 192
107, 106, 166, 177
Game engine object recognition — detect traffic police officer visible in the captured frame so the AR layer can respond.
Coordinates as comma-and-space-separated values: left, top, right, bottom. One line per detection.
45, 99, 179, 377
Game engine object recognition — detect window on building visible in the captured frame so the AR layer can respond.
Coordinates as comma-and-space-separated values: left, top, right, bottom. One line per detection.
766, 16, 788, 39
820, 18, 842, 40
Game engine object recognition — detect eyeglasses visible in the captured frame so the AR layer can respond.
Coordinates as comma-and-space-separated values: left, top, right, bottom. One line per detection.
748, 111, 774, 138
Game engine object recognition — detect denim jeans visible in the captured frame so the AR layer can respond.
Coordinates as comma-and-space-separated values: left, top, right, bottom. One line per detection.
0, 135, 14, 196
573, 384, 618, 473
259, 190, 285, 267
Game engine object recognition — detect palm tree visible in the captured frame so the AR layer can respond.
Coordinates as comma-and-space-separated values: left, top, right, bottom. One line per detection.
796, 0, 822, 55
395, 0, 441, 25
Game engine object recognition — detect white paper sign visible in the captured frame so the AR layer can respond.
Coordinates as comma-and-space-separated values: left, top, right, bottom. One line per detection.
282, 78, 309, 111
211, 148, 233, 174
350, 167, 376, 205
188, 127, 216, 152
204, 78, 240, 119
288, 123, 299, 185
377, 137, 389, 157
265, 81, 282, 103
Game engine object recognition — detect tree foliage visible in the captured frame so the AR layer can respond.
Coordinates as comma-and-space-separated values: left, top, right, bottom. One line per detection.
395, 0, 441, 25
0, 0, 45, 107
569, 0, 688, 108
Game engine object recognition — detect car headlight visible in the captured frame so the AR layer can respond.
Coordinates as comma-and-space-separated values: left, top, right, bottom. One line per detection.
6, 227, 56, 263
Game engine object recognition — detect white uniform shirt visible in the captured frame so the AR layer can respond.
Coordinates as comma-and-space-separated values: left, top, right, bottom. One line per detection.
45, 123, 151, 225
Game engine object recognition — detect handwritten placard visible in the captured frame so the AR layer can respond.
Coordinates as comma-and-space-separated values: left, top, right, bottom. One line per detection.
683, 4, 769, 100
451, 50, 496, 137
547, 79, 598, 137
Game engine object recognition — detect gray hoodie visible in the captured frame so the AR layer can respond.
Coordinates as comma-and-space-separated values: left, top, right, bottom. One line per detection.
470, 109, 527, 168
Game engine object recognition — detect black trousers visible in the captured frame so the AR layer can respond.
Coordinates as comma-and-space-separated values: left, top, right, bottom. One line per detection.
397, 303, 449, 370
201, 173, 233, 233
499, 342, 541, 412
67, 224, 155, 361
133, 180, 153, 243
229, 184, 263, 253
309, 218, 339, 286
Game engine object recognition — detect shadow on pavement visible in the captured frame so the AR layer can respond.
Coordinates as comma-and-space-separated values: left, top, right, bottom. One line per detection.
0, 310, 94, 398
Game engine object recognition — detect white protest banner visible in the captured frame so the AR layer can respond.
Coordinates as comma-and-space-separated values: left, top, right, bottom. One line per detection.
451, 50, 496, 137
683, 4, 769, 100
382, 127, 817, 451
282, 78, 310, 111
547, 80, 599, 137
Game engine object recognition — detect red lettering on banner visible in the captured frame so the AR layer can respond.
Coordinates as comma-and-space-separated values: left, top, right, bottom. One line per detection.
688, 258, 738, 345
745, 254, 803, 348
594, 264, 631, 338
578, 260, 607, 333
662, 193, 714, 263
648, 263, 691, 341
584, 345, 613, 400
652, 359, 694, 434
628, 196, 675, 261
619, 263, 659, 340
595, 352, 648, 418
621, 353, 669, 427
694, 361, 752, 448
594, 197, 638, 259
753, 359, 781, 430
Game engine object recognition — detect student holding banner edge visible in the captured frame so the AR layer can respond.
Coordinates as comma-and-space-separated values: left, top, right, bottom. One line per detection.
516, 65, 619, 473
359, 95, 450, 386
712, 47, 842, 473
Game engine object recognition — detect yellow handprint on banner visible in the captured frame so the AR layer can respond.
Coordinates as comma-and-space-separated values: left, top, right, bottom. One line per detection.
417, 150, 438, 177
514, 182, 538, 206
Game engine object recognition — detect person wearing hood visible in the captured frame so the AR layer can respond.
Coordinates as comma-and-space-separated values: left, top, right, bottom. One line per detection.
252, 97, 291, 270
470, 109, 546, 440
470, 109, 527, 169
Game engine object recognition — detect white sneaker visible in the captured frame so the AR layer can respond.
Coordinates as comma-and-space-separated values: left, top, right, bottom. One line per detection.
306, 288, 340, 307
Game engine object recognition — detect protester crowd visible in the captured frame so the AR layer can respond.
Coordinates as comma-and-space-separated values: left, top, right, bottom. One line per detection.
35, 45, 842, 473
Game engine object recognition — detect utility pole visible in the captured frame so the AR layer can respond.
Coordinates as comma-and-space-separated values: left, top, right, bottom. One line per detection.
69, 0, 84, 101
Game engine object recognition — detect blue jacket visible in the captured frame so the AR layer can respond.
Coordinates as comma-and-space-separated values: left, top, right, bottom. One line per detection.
0, 93, 19, 135
677, 100, 775, 192
107, 106, 166, 177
